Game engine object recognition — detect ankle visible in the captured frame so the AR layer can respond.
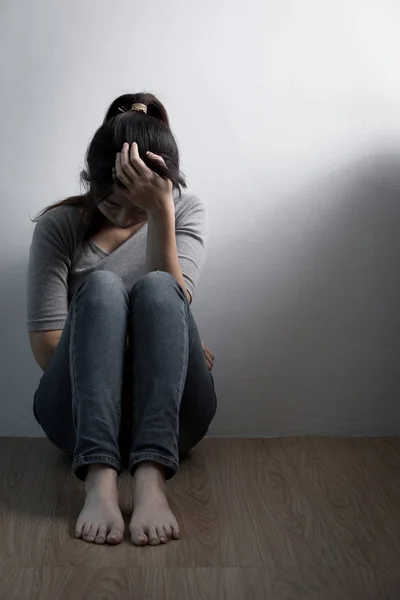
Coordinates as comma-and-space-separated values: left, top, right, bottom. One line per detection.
85, 464, 118, 494
133, 461, 166, 487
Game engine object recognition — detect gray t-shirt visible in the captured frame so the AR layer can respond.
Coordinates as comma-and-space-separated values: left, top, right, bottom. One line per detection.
27, 192, 207, 332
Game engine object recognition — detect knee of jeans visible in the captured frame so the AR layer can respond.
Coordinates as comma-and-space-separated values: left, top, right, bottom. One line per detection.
130, 271, 186, 305
81, 270, 128, 309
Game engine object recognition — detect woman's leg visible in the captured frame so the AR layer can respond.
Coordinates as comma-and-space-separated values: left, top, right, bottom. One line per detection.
127, 271, 217, 545
33, 270, 128, 544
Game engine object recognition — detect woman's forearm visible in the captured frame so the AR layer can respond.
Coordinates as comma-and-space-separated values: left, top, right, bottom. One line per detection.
29, 330, 62, 371
146, 200, 191, 302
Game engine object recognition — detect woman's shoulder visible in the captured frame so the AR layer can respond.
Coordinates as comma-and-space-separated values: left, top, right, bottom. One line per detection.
37, 204, 82, 228
174, 190, 206, 219
32, 204, 83, 253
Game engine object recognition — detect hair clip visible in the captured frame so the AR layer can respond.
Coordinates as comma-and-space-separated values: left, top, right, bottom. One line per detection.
118, 103, 147, 114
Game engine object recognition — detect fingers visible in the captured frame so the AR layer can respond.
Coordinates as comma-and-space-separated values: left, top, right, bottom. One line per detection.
202, 344, 215, 371
205, 347, 215, 363
115, 152, 132, 188
130, 142, 152, 176
203, 346, 215, 362
116, 143, 164, 187
116, 142, 154, 189
146, 151, 166, 167
120, 142, 141, 180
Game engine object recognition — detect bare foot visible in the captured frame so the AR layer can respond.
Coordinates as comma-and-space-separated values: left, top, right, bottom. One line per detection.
129, 462, 180, 546
75, 465, 124, 545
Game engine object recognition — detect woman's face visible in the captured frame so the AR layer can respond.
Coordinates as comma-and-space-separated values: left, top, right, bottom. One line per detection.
97, 187, 147, 229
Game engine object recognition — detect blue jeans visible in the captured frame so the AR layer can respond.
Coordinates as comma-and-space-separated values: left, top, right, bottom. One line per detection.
33, 270, 217, 481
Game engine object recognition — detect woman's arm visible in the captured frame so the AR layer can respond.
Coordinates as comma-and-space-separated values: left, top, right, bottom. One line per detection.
29, 330, 62, 371
117, 143, 207, 303
27, 207, 77, 370
146, 202, 191, 302
116, 143, 214, 368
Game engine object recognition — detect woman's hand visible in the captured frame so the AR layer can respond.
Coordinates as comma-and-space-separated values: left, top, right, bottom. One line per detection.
202, 341, 215, 371
115, 142, 173, 215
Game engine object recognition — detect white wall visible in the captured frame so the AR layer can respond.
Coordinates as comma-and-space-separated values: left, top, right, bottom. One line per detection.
1, 0, 400, 436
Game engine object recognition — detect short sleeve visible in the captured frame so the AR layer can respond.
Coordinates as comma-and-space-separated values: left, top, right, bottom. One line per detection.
175, 194, 207, 301
27, 210, 76, 332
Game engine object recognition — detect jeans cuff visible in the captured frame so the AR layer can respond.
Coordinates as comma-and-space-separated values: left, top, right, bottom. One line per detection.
129, 452, 178, 480
72, 454, 121, 482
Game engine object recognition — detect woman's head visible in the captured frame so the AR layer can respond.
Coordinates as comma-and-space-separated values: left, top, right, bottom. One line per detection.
82, 92, 186, 200
38, 92, 185, 233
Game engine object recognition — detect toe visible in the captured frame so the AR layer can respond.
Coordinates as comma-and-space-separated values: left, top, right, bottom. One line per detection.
156, 526, 167, 543
87, 524, 98, 543
95, 524, 107, 544
75, 521, 84, 539
171, 522, 180, 540
107, 522, 124, 545
164, 525, 172, 540
148, 526, 160, 545
132, 534, 149, 546
82, 523, 92, 541
130, 523, 148, 546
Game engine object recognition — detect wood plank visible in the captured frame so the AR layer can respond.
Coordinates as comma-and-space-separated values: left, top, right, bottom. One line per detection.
282, 438, 400, 574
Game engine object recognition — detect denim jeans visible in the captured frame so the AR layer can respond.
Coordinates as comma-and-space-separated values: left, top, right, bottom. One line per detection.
33, 270, 217, 481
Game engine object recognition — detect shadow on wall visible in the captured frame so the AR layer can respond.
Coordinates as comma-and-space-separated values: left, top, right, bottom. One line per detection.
206, 148, 400, 437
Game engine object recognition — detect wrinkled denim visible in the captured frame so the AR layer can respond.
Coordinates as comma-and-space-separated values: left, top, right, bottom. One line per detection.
33, 270, 217, 481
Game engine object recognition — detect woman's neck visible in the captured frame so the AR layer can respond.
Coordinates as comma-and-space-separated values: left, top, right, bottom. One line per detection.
90, 219, 146, 254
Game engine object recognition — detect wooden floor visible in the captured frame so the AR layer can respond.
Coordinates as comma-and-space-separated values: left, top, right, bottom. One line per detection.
0, 438, 400, 599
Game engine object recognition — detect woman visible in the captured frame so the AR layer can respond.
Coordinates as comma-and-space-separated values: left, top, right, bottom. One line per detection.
27, 92, 217, 547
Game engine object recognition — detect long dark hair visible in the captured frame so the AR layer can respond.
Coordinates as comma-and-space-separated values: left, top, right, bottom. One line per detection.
36, 92, 186, 237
